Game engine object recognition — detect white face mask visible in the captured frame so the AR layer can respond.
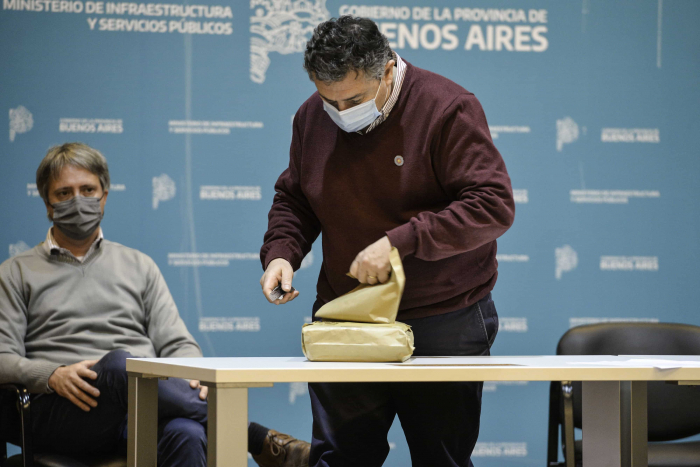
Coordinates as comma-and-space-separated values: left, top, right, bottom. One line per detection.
322, 79, 387, 133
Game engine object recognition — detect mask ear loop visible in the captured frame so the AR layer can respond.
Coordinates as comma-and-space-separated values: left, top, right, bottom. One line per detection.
375, 76, 389, 113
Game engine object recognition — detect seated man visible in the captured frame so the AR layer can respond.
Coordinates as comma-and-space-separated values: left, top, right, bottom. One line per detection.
0, 142, 309, 467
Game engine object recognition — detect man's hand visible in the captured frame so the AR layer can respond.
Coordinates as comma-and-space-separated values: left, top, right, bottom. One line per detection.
48, 360, 100, 412
189, 380, 208, 400
260, 258, 300, 305
349, 236, 392, 285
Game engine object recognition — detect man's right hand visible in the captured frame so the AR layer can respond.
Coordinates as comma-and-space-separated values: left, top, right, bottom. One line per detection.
48, 360, 100, 412
261, 258, 299, 305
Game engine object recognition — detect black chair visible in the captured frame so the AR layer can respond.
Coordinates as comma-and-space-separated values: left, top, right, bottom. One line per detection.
547, 322, 700, 467
0, 384, 126, 467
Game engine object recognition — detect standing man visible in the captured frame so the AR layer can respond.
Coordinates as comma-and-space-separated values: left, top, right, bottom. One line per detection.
260, 16, 515, 467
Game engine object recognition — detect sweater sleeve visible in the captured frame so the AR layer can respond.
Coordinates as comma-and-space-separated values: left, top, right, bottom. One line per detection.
0, 259, 62, 393
260, 111, 322, 271
143, 257, 202, 358
386, 93, 515, 261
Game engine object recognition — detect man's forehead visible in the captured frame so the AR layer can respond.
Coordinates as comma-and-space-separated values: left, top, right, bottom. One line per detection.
49, 165, 100, 188
315, 70, 375, 100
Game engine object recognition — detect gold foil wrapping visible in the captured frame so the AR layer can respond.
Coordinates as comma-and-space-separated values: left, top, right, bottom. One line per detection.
301, 321, 415, 363
315, 248, 405, 324
302, 248, 414, 362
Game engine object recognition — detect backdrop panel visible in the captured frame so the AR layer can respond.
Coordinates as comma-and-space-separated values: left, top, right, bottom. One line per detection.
2, 0, 699, 464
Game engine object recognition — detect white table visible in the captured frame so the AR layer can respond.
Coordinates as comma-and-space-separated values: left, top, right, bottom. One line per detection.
126, 355, 700, 467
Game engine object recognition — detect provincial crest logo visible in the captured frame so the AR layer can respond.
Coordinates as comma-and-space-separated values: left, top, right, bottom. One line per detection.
250, 0, 330, 84
152, 174, 176, 210
555, 245, 578, 280
9, 106, 33, 142
556, 117, 578, 152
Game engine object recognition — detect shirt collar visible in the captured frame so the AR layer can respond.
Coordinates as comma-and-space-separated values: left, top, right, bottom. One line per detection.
45, 227, 104, 262
363, 52, 407, 134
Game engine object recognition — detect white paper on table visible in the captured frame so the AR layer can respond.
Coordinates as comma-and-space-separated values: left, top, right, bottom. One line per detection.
569, 359, 700, 370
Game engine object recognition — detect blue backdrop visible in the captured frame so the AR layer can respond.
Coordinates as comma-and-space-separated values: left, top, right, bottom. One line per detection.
2, 0, 700, 464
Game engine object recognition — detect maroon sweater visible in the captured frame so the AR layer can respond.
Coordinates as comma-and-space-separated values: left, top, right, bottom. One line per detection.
261, 61, 515, 320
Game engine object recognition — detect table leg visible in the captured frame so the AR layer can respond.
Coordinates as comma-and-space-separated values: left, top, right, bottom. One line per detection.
127, 375, 158, 467
583, 381, 622, 467
583, 381, 648, 467
629, 382, 648, 467
207, 386, 249, 467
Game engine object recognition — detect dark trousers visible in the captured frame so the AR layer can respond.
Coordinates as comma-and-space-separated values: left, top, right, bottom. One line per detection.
10, 350, 208, 467
308, 293, 499, 467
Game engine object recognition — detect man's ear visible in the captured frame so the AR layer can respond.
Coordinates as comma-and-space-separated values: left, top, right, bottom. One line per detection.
383, 59, 395, 91
101, 190, 109, 211
384, 59, 396, 77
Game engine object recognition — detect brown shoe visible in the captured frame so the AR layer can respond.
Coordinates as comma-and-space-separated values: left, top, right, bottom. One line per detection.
252, 429, 310, 467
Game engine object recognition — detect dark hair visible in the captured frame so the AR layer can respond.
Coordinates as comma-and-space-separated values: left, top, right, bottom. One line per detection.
303, 16, 393, 83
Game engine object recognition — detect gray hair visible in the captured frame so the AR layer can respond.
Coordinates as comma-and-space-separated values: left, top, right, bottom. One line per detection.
303, 16, 393, 83
36, 142, 110, 203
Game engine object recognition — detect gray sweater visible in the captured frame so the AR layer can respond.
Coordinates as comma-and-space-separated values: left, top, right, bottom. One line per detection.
0, 240, 202, 393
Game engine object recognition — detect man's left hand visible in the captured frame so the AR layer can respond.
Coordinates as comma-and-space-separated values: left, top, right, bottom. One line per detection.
190, 380, 208, 400
349, 236, 392, 285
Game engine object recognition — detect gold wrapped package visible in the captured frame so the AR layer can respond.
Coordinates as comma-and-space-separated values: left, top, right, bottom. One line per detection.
302, 247, 414, 362
302, 321, 415, 363
314, 248, 405, 324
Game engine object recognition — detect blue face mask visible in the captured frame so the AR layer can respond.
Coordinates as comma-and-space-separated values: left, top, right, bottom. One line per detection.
322, 79, 387, 133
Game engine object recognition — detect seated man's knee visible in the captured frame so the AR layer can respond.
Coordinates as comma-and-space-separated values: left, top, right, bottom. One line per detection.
159, 418, 206, 464
94, 349, 132, 375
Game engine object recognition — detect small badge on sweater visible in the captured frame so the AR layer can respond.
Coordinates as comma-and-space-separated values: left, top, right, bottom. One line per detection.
394, 155, 404, 166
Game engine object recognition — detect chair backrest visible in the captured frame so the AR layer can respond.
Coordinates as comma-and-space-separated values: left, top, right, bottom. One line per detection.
557, 322, 700, 442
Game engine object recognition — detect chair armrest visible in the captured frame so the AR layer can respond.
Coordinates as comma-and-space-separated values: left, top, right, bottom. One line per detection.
0, 383, 34, 467
0, 384, 27, 393
0, 383, 31, 417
